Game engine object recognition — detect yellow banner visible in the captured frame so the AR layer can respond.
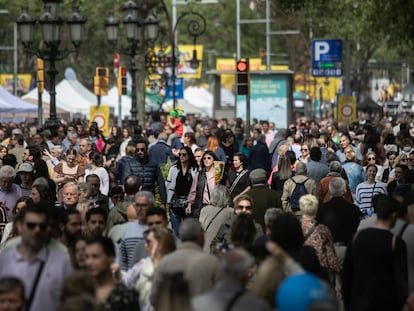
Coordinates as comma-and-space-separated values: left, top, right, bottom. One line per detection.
148, 44, 203, 80
0, 74, 32, 93
89, 105, 110, 137
337, 96, 357, 126
294, 75, 340, 101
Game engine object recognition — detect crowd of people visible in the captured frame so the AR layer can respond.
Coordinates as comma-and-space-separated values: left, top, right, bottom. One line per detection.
0, 111, 413, 311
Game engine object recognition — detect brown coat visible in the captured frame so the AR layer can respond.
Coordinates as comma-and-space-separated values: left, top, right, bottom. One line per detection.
318, 175, 353, 204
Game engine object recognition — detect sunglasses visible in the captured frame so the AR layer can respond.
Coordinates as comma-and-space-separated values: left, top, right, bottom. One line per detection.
25, 222, 48, 231
203, 156, 213, 160
237, 205, 252, 210
179, 153, 188, 157
367, 157, 375, 160
301, 148, 308, 151
401, 159, 408, 162
137, 148, 146, 152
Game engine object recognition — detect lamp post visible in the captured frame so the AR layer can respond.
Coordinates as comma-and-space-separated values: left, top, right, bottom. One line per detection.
105, 0, 160, 128
16, 0, 85, 130
169, 9, 206, 109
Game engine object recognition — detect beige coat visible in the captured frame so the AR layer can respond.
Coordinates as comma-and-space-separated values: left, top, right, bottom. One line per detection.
281, 174, 317, 212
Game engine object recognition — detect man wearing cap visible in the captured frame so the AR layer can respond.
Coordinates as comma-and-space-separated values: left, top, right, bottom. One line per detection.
17, 162, 34, 197
245, 169, 282, 230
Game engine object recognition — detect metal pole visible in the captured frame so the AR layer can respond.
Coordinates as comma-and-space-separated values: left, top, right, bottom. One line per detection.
37, 92, 43, 128
236, 0, 240, 60
13, 23, 17, 96
118, 95, 122, 127
130, 55, 137, 126
265, 0, 270, 70
172, 0, 177, 110
46, 53, 59, 129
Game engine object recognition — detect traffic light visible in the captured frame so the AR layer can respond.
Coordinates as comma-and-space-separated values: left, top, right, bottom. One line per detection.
94, 67, 109, 96
118, 67, 127, 96
37, 58, 44, 94
236, 59, 249, 95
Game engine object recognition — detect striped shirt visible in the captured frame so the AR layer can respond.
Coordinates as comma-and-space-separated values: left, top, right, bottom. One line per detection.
119, 221, 148, 271
354, 181, 387, 217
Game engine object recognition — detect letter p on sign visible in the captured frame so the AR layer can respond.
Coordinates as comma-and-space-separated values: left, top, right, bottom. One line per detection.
314, 42, 329, 61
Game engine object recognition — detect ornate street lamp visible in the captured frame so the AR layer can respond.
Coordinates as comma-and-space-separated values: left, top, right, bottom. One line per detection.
16, 0, 85, 129
105, 0, 160, 128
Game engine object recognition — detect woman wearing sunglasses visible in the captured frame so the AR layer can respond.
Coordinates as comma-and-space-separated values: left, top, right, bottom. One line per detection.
166, 147, 198, 235
362, 151, 384, 182
186, 151, 221, 219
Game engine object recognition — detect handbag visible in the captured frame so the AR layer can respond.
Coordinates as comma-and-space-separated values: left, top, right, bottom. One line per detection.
170, 195, 187, 217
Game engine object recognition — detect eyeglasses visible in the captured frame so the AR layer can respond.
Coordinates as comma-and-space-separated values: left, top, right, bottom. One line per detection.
203, 156, 213, 160
25, 222, 48, 231
137, 148, 146, 152
135, 203, 148, 208
63, 193, 77, 197
179, 153, 188, 157
237, 205, 252, 210
401, 159, 408, 162
367, 157, 375, 160
301, 148, 308, 152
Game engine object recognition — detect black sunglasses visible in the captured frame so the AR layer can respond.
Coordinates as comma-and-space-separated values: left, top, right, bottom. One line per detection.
25, 222, 48, 231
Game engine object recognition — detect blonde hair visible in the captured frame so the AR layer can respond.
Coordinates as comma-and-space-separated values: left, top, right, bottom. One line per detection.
299, 194, 319, 216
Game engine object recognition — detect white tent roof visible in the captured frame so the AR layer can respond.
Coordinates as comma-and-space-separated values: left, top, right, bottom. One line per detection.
22, 79, 112, 117
183, 86, 213, 116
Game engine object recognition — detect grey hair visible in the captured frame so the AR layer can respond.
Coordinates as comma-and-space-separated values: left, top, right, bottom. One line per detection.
32, 177, 50, 189
264, 208, 284, 228
329, 161, 342, 173
209, 184, 229, 209
179, 218, 203, 242
158, 133, 168, 142
134, 190, 155, 208
218, 248, 255, 281
78, 182, 91, 194
256, 134, 266, 143
329, 177, 346, 197
295, 162, 307, 175
0, 165, 16, 179
63, 181, 79, 194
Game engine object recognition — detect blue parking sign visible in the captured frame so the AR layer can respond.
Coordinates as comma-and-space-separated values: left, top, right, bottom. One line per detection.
166, 77, 184, 100
312, 40, 343, 77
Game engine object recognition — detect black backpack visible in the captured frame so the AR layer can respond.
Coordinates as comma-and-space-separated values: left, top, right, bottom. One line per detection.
289, 177, 309, 211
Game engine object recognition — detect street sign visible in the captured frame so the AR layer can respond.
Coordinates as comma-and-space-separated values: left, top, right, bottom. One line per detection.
312, 39, 342, 77
166, 77, 184, 100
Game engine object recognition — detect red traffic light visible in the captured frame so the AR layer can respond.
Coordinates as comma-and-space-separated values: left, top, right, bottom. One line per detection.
237, 61, 248, 72
121, 67, 127, 76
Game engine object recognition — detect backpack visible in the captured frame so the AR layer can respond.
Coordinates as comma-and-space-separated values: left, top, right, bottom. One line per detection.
289, 177, 309, 211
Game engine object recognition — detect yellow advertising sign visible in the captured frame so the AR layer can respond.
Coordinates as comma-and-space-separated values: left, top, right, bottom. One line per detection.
90, 105, 110, 137
148, 44, 203, 80
337, 96, 357, 125
294, 75, 340, 101
0, 74, 32, 93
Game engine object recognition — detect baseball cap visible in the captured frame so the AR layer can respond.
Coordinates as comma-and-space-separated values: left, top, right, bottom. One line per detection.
17, 162, 34, 173
276, 273, 331, 311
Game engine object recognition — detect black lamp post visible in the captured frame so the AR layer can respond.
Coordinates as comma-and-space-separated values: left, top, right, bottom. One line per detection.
105, 0, 160, 128
16, 0, 85, 130
170, 10, 206, 109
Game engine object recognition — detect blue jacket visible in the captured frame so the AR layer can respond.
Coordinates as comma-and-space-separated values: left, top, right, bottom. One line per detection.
135, 157, 167, 203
